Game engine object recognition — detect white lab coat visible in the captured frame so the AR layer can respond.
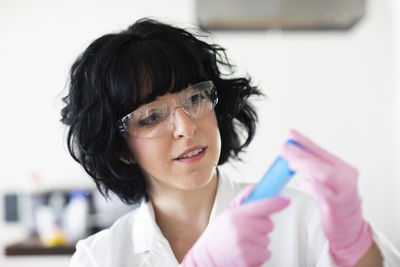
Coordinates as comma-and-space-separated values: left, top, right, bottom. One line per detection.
70, 171, 400, 267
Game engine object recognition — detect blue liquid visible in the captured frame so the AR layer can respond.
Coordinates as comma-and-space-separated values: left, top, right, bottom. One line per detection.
242, 140, 300, 204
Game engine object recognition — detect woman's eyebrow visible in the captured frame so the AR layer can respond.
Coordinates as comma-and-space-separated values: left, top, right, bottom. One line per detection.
137, 94, 175, 109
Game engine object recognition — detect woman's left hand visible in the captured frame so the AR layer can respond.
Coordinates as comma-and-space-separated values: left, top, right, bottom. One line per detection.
280, 129, 373, 267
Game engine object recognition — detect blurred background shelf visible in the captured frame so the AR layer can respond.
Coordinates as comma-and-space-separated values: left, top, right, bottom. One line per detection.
5, 237, 75, 256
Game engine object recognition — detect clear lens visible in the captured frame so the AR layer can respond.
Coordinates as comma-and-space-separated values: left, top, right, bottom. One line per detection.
119, 81, 217, 138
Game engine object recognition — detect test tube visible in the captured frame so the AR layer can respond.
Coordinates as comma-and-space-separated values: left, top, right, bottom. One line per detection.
242, 140, 301, 204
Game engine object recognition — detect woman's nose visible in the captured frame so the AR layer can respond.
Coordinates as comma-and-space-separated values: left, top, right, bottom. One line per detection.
172, 107, 197, 139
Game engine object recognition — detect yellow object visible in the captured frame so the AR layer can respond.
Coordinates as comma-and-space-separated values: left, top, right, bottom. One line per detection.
42, 229, 67, 247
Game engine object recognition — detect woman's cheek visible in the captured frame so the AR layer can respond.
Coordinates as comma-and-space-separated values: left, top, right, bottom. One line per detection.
128, 137, 168, 165
126, 138, 149, 163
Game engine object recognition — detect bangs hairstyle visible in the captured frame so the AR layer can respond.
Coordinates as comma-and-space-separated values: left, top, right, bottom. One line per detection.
61, 18, 262, 204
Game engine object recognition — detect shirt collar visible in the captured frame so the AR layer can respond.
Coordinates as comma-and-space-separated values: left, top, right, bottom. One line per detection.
209, 169, 244, 223
131, 198, 160, 253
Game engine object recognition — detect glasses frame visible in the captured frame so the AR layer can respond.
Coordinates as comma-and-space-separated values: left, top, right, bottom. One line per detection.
118, 80, 218, 138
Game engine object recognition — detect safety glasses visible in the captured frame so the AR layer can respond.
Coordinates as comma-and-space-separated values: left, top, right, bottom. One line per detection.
118, 81, 218, 138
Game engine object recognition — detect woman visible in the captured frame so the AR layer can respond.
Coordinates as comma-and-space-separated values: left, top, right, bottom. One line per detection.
61, 18, 399, 266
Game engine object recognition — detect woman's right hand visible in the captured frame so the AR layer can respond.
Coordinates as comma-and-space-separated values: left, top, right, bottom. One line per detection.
181, 185, 290, 267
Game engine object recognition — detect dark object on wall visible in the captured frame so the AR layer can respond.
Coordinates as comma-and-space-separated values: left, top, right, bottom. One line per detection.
196, 0, 366, 31
4, 194, 18, 222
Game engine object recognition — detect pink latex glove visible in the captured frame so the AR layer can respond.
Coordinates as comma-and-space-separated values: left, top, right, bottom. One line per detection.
280, 129, 373, 267
181, 185, 290, 267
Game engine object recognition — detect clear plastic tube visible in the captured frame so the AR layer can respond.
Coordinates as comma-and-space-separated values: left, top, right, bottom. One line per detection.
243, 140, 300, 204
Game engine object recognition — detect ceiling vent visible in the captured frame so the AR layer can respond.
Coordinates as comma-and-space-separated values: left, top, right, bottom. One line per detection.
196, 0, 366, 30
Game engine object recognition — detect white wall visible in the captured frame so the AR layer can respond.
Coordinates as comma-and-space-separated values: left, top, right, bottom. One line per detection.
0, 0, 398, 265
219, 0, 399, 249
218, 0, 399, 249
391, 0, 400, 250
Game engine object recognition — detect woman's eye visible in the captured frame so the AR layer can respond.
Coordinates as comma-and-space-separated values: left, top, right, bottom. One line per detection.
187, 93, 204, 104
138, 112, 164, 127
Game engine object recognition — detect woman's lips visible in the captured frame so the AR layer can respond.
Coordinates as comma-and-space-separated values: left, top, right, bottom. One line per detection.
174, 146, 207, 163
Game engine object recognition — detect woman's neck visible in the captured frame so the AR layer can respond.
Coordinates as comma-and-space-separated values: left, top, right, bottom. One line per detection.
149, 171, 219, 262
151, 171, 218, 231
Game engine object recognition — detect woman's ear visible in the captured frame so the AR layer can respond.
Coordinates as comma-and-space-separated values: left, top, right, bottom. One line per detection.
119, 153, 137, 165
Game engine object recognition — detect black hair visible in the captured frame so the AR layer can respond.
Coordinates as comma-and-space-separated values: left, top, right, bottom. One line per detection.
61, 18, 262, 204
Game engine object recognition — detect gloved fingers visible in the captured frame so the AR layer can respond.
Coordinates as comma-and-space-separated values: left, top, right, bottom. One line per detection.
244, 217, 273, 235
230, 184, 256, 208
248, 234, 270, 247
280, 143, 337, 188
288, 129, 337, 163
288, 130, 360, 190
264, 249, 272, 262
237, 197, 290, 218
241, 245, 272, 266
299, 178, 336, 203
